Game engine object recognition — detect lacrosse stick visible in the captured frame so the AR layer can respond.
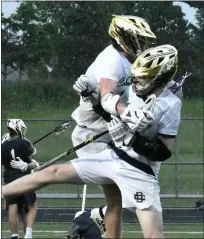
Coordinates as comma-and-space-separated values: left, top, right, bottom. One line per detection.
33, 121, 72, 145
82, 185, 87, 212
141, 94, 157, 112
34, 130, 109, 171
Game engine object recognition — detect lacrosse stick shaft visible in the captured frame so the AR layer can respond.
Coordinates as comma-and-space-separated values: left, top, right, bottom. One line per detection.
33, 131, 54, 145
82, 185, 87, 212
36, 130, 109, 171
33, 121, 71, 145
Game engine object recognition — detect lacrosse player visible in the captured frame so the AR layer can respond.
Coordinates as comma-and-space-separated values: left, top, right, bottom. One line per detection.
71, 15, 156, 236
65, 69, 190, 239
66, 209, 105, 239
72, 15, 156, 157
1, 119, 39, 239
2, 45, 181, 239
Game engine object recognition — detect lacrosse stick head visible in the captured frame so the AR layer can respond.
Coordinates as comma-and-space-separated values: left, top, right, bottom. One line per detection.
167, 72, 191, 99
55, 121, 71, 136
140, 94, 156, 113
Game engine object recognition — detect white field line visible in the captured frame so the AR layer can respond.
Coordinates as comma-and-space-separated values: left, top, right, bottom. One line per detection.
2, 230, 203, 234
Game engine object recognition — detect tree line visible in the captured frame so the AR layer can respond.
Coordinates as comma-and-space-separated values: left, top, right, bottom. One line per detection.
1, 1, 204, 107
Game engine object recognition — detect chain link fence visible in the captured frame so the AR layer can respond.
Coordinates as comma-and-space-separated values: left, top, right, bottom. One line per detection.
1, 118, 204, 200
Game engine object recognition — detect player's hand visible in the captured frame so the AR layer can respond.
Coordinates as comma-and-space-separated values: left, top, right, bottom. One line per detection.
108, 115, 128, 147
121, 94, 156, 132
31, 159, 40, 169
121, 106, 153, 130
10, 157, 28, 172
73, 74, 98, 100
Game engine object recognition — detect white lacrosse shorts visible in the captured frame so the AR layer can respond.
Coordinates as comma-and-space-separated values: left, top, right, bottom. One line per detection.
71, 125, 111, 157
71, 148, 162, 212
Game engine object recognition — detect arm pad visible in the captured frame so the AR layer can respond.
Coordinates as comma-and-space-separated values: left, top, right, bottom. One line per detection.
132, 134, 172, 162
101, 93, 120, 116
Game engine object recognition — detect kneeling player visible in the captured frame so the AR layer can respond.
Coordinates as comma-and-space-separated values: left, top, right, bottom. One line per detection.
66, 207, 106, 239
2, 119, 39, 239
3, 45, 181, 238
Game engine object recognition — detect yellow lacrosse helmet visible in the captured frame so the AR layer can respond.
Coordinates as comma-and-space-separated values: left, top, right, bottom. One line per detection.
109, 15, 156, 57
131, 44, 178, 96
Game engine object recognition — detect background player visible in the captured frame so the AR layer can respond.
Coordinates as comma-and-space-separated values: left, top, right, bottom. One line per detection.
2, 119, 39, 239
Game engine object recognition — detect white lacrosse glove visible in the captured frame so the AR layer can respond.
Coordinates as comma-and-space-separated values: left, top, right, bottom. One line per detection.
10, 157, 28, 172
121, 106, 154, 133
101, 92, 120, 116
121, 94, 156, 145
73, 74, 99, 100
108, 115, 129, 147
121, 94, 156, 131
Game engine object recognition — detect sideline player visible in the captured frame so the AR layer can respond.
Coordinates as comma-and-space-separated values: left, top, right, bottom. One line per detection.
2, 119, 39, 239
2, 45, 181, 238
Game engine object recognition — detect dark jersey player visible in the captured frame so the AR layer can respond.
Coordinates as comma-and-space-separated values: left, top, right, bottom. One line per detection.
66, 207, 106, 239
2, 119, 39, 239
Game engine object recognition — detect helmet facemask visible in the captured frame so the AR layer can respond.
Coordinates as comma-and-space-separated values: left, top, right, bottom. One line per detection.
132, 63, 177, 97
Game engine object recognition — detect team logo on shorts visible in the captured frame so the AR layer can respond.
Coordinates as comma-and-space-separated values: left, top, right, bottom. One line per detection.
134, 192, 145, 203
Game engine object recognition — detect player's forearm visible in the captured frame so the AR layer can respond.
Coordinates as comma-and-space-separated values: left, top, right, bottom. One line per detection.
100, 78, 117, 97
116, 102, 127, 115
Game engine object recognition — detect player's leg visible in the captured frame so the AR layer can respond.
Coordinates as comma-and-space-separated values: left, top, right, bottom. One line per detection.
8, 203, 19, 239
3, 150, 122, 238
111, 157, 163, 239
101, 184, 122, 238
2, 163, 84, 198
24, 204, 37, 238
19, 212, 27, 234
71, 151, 122, 239
24, 193, 37, 239
136, 206, 163, 238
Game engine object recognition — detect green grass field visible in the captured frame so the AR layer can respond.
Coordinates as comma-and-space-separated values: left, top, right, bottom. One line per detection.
1, 223, 204, 238
1, 99, 204, 208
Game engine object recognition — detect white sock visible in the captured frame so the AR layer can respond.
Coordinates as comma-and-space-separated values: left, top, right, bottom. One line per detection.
25, 227, 32, 238
11, 234, 18, 238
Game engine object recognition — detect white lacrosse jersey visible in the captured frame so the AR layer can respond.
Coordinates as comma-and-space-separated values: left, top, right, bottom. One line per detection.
121, 88, 182, 178
71, 45, 131, 132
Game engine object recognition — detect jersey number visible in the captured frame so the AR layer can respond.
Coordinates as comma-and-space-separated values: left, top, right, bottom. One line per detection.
10, 149, 16, 160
